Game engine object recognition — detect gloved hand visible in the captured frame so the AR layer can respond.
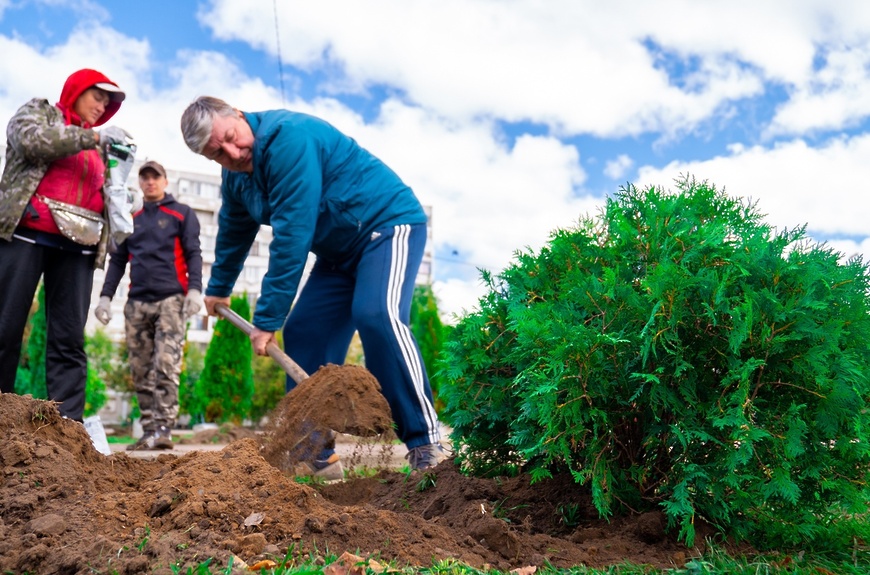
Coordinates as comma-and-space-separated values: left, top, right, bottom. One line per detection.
183, 290, 203, 320
94, 296, 112, 325
129, 188, 143, 214
99, 126, 134, 149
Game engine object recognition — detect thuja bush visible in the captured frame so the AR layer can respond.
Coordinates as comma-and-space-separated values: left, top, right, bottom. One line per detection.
440, 176, 870, 548
196, 295, 254, 423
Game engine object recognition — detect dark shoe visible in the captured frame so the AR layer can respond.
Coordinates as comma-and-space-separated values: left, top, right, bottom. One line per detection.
127, 426, 173, 451
405, 443, 447, 471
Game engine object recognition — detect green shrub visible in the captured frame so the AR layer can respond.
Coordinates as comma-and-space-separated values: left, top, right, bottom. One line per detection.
251, 349, 286, 424
16, 283, 47, 399
196, 295, 254, 423
411, 283, 449, 412
440, 176, 870, 548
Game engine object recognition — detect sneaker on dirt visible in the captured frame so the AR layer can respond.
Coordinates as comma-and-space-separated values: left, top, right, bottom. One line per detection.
405, 443, 447, 471
127, 426, 174, 451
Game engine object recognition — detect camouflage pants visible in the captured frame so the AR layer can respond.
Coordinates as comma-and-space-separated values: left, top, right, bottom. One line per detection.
125, 294, 185, 430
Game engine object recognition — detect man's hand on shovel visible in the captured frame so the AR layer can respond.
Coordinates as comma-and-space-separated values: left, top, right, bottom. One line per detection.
249, 328, 277, 356
208, 297, 310, 385
204, 295, 276, 355
204, 295, 230, 317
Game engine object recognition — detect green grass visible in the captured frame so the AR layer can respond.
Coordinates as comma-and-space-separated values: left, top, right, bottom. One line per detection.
152, 545, 870, 575
124, 533, 870, 575
106, 435, 135, 445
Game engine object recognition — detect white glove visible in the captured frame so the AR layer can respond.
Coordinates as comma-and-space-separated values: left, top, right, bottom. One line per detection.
129, 188, 143, 213
183, 289, 203, 320
94, 296, 112, 325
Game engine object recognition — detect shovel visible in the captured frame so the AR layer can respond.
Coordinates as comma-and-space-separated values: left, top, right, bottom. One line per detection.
214, 303, 337, 469
214, 303, 308, 385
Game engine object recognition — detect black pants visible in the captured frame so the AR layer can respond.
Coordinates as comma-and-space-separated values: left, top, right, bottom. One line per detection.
0, 236, 95, 420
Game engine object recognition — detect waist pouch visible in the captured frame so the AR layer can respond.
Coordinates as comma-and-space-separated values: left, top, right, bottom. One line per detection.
37, 194, 105, 246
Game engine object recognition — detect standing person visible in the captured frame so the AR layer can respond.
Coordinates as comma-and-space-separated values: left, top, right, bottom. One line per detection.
0, 68, 131, 422
94, 160, 203, 450
180, 96, 445, 477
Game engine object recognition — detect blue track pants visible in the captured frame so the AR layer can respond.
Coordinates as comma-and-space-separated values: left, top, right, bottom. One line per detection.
283, 224, 441, 449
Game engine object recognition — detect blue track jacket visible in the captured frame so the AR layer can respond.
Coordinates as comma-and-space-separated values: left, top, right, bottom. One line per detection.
206, 110, 427, 332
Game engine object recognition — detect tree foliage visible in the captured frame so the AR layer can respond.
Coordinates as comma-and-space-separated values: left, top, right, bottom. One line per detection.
87, 328, 132, 393
196, 295, 254, 423
84, 362, 107, 417
16, 284, 47, 399
439, 177, 870, 548
251, 351, 286, 424
410, 284, 450, 412
179, 341, 205, 420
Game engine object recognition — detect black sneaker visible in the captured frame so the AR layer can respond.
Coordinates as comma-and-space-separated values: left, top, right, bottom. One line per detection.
405, 443, 447, 471
127, 426, 174, 451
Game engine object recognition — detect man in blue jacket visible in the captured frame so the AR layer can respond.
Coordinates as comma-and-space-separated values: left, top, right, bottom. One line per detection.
95, 160, 203, 450
180, 96, 445, 477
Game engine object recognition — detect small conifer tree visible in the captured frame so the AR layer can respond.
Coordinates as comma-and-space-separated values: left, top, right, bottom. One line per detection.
16, 284, 47, 399
196, 295, 254, 423
410, 284, 449, 412
441, 176, 870, 548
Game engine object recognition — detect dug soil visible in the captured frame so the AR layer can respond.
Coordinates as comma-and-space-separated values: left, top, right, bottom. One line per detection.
0, 365, 732, 574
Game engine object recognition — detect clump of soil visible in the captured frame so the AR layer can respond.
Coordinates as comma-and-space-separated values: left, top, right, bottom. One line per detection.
0, 390, 724, 574
260, 363, 396, 472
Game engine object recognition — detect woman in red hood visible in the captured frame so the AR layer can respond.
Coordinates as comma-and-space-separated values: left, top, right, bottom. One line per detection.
0, 68, 131, 423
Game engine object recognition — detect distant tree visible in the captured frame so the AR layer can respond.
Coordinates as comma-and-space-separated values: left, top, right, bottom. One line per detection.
345, 332, 365, 365
87, 328, 118, 386
84, 362, 107, 417
196, 295, 254, 423
16, 283, 47, 399
251, 351, 286, 424
179, 340, 206, 422
84, 330, 115, 417
410, 284, 448, 412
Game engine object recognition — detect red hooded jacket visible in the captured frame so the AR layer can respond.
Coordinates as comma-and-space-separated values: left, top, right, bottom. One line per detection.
20, 69, 124, 237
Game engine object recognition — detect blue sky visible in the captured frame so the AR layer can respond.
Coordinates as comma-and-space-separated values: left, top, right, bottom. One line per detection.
3, 0, 870, 320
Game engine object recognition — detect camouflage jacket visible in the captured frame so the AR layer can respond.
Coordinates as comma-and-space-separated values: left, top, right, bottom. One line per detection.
0, 97, 111, 268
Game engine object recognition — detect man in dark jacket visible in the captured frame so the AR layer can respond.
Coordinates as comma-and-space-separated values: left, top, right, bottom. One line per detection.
95, 160, 203, 450
180, 96, 446, 477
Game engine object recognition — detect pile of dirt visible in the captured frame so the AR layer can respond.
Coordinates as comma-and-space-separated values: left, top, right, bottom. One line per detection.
260, 364, 396, 472
0, 385, 725, 574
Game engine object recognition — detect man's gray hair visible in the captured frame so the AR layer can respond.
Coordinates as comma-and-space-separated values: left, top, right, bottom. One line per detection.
180, 96, 238, 154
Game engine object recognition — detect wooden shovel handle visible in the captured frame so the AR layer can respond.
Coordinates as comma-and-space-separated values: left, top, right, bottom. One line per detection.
214, 303, 309, 385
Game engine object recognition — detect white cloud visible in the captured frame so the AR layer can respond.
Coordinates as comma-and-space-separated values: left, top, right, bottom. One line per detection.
201, 0, 767, 138
604, 155, 634, 180
433, 277, 489, 323
636, 134, 870, 239
766, 45, 870, 136
198, 1, 870, 141
6, 1, 870, 321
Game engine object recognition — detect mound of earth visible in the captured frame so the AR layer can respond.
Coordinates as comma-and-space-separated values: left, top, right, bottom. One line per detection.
0, 387, 729, 574
260, 364, 396, 472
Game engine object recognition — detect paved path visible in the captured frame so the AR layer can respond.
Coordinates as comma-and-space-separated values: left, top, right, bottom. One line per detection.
111, 432, 414, 470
